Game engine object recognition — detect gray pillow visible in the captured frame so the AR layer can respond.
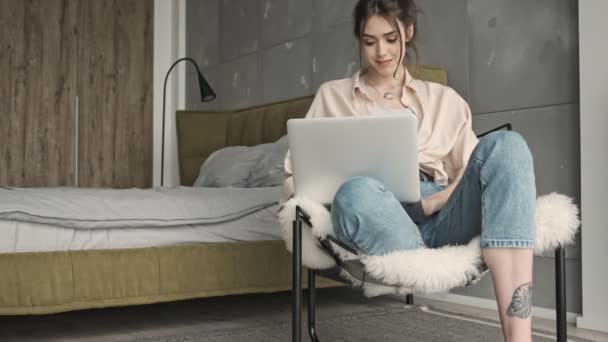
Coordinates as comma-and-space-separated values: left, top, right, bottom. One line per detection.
247, 135, 289, 188
193, 146, 266, 188
192, 135, 289, 188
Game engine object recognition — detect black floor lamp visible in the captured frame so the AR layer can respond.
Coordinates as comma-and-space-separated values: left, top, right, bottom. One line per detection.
161, 57, 216, 187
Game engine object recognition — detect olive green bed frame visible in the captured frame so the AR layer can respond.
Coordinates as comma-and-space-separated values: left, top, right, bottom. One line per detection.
0, 65, 446, 315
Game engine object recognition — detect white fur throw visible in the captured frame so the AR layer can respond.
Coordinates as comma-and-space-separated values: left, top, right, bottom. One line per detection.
278, 193, 580, 296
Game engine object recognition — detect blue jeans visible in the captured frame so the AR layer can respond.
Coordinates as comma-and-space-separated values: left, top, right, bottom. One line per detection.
331, 131, 536, 256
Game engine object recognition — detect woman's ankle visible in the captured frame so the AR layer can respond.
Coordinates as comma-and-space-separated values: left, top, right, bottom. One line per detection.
503, 327, 532, 342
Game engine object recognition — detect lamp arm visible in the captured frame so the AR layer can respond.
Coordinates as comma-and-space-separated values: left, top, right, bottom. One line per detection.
160, 57, 202, 187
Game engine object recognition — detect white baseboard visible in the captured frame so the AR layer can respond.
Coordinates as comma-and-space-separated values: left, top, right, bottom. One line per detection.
576, 316, 608, 333
417, 293, 579, 323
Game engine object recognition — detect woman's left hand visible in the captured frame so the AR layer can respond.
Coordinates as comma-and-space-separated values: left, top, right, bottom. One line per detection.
421, 197, 440, 217
421, 176, 463, 217
421, 192, 449, 217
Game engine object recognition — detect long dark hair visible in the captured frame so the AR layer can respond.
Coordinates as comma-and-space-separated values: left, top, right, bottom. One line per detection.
353, 0, 419, 77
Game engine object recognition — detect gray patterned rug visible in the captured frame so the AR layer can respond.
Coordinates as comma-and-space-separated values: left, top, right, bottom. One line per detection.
134, 305, 590, 342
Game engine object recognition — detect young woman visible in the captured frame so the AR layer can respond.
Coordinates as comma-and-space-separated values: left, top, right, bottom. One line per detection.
281, 1, 536, 340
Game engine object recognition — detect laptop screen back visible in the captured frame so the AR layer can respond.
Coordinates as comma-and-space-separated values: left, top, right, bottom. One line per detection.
287, 115, 420, 205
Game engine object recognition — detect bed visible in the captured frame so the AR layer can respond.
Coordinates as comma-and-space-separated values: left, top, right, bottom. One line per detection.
0, 65, 447, 315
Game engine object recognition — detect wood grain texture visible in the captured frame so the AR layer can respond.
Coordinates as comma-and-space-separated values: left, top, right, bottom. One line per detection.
0, 0, 152, 188
77, 0, 153, 188
0, 0, 78, 187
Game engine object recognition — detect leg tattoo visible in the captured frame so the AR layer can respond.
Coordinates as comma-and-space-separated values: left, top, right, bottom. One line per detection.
507, 282, 533, 319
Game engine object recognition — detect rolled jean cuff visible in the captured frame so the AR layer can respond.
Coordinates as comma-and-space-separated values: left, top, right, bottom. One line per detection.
480, 239, 535, 249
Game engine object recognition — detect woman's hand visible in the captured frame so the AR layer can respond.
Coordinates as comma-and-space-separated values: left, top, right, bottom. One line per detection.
421, 175, 464, 217
421, 196, 441, 217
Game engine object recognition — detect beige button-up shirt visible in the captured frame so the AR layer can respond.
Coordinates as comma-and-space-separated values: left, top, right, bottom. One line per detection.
280, 68, 479, 205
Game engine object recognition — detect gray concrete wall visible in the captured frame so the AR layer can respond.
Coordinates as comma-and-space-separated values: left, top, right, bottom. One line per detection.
186, 0, 581, 313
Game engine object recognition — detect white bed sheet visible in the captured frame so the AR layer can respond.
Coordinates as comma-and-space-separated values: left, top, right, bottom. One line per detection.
0, 205, 283, 253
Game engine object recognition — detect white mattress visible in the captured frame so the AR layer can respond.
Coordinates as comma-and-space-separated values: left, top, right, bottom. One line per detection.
0, 205, 283, 253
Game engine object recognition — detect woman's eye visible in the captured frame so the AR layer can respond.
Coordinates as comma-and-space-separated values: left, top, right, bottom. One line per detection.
387, 38, 398, 44
364, 41, 375, 46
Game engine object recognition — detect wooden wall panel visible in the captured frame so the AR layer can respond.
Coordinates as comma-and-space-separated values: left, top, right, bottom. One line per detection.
0, 0, 78, 187
77, 0, 153, 188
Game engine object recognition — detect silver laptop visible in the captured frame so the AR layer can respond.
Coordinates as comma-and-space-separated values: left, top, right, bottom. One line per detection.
287, 115, 423, 221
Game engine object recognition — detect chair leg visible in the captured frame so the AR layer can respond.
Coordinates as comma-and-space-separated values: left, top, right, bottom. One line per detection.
406, 293, 414, 305
293, 217, 302, 342
555, 246, 567, 342
308, 269, 320, 342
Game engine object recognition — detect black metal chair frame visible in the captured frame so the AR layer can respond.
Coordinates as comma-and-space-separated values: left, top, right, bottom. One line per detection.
291, 124, 569, 342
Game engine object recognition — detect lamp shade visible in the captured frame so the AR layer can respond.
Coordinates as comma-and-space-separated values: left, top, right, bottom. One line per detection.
197, 72, 216, 102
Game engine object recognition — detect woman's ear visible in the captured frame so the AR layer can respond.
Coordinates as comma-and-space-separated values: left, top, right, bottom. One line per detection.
405, 24, 414, 42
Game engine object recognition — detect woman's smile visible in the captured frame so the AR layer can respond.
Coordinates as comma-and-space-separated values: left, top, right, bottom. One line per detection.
376, 58, 394, 67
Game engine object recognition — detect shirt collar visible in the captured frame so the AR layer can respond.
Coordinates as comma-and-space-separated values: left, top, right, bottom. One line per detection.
351, 66, 420, 101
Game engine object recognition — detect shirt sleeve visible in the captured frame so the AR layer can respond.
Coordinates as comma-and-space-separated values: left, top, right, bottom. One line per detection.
448, 94, 479, 180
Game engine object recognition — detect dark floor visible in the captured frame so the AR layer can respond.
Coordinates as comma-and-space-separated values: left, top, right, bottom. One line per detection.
0, 286, 408, 342
0, 286, 605, 342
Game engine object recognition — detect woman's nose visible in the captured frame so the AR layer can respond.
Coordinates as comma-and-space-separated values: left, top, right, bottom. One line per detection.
376, 41, 387, 56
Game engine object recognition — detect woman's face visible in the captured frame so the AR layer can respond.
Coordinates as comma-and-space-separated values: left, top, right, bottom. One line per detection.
361, 15, 413, 77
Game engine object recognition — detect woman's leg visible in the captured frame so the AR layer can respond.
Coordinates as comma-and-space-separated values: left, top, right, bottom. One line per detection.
331, 176, 426, 256
483, 248, 534, 342
420, 131, 536, 342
